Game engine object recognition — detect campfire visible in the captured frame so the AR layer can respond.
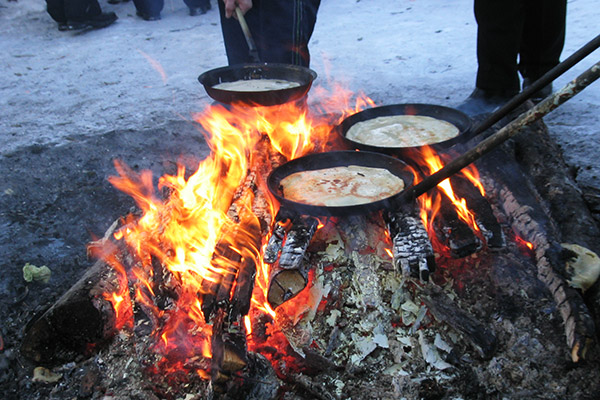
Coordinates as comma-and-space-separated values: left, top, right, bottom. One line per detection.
20, 69, 600, 398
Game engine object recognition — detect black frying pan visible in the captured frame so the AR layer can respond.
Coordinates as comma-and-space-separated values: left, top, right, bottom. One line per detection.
198, 63, 317, 107
337, 103, 473, 156
267, 151, 415, 217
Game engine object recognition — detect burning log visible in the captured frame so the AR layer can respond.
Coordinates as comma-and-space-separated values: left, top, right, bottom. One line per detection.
383, 204, 435, 281
267, 215, 319, 308
21, 240, 131, 364
211, 310, 248, 382
263, 210, 293, 264
481, 142, 596, 362
434, 193, 482, 258
449, 175, 505, 250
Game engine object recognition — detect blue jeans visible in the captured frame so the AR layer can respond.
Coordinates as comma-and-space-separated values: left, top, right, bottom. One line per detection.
218, 0, 321, 67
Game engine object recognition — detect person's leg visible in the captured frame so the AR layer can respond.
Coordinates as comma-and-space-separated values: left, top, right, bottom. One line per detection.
519, 0, 566, 82
218, 0, 320, 66
60, 0, 117, 30
256, 0, 320, 67
474, 0, 524, 95
45, 0, 67, 24
133, 0, 164, 20
184, 0, 211, 16
63, 0, 102, 21
458, 0, 524, 115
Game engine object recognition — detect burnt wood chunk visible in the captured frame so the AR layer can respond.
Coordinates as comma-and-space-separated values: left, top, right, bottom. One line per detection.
263, 210, 292, 264
21, 252, 130, 365
449, 175, 505, 250
423, 285, 498, 360
267, 216, 319, 308
211, 310, 248, 386
384, 205, 435, 281
201, 237, 240, 321
481, 143, 597, 361
434, 193, 482, 258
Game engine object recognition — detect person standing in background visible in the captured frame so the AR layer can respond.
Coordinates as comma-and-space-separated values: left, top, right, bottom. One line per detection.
218, 0, 321, 67
458, 0, 567, 116
45, 0, 117, 31
133, 0, 211, 21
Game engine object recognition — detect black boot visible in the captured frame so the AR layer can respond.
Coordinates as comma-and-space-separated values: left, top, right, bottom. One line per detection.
65, 12, 118, 31
522, 78, 553, 103
456, 88, 517, 117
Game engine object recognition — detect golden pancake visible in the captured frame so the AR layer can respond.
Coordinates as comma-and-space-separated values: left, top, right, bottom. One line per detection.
346, 115, 459, 147
213, 79, 301, 92
280, 165, 405, 207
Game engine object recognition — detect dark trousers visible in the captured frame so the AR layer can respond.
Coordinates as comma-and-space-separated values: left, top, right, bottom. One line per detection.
474, 0, 566, 94
133, 0, 209, 18
46, 0, 101, 23
133, 0, 163, 18
218, 0, 321, 67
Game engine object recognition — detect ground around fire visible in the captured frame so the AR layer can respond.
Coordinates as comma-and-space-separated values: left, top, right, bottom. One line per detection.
1, 0, 599, 399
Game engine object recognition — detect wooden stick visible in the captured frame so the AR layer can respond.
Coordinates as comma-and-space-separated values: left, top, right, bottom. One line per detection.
397, 61, 600, 204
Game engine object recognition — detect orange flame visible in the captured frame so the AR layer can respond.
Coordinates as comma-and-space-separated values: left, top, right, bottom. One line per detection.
416, 146, 481, 233
98, 85, 375, 378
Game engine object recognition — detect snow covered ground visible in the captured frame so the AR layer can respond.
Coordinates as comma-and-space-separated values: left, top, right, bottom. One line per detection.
1, 0, 599, 189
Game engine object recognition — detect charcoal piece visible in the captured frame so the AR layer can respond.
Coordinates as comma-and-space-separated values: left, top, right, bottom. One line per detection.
450, 175, 505, 249
263, 210, 292, 264
267, 216, 319, 308
384, 205, 435, 280
435, 193, 482, 258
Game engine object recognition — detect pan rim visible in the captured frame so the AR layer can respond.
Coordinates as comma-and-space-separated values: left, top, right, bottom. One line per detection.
198, 63, 318, 106
337, 103, 473, 153
267, 150, 415, 217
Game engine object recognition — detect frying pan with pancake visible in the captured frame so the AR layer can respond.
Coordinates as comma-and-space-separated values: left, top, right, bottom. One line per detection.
198, 63, 317, 107
337, 103, 473, 156
267, 151, 415, 217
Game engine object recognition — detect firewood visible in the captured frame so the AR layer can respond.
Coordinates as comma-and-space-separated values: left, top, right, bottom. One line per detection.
211, 309, 248, 381
422, 285, 498, 360
509, 114, 600, 326
21, 242, 132, 365
263, 210, 293, 264
449, 175, 505, 249
434, 193, 482, 258
481, 143, 596, 361
384, 205, 435, 280
267, 216, 319, 308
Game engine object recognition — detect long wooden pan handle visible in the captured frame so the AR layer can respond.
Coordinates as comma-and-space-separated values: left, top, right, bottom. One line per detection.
235, 7, 260, 63
469, 34, 600, 137
397, 59, 600, 203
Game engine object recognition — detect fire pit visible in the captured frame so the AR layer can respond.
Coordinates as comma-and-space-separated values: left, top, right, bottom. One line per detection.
15, 65, 600, 399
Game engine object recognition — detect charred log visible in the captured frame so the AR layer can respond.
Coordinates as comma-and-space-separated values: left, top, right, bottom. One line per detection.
481, 142, 596, 361
449, 175, 505, 250
211, 310, 248, 384
263, 210, 293, 264
434, 193, 482, 258
384, 204, 435, 281
21, 243, 131, 365
267, 215, 319, 308
509, 114, 600, 330
422, 285, 498, 360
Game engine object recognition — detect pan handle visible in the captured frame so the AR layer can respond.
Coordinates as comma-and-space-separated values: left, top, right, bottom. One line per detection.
469, 33, 600, 138
235, 7, 261, 63
398, 59, 600, 203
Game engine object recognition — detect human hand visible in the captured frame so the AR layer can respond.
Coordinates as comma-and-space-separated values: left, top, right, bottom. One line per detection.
222, 0, 252, 18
